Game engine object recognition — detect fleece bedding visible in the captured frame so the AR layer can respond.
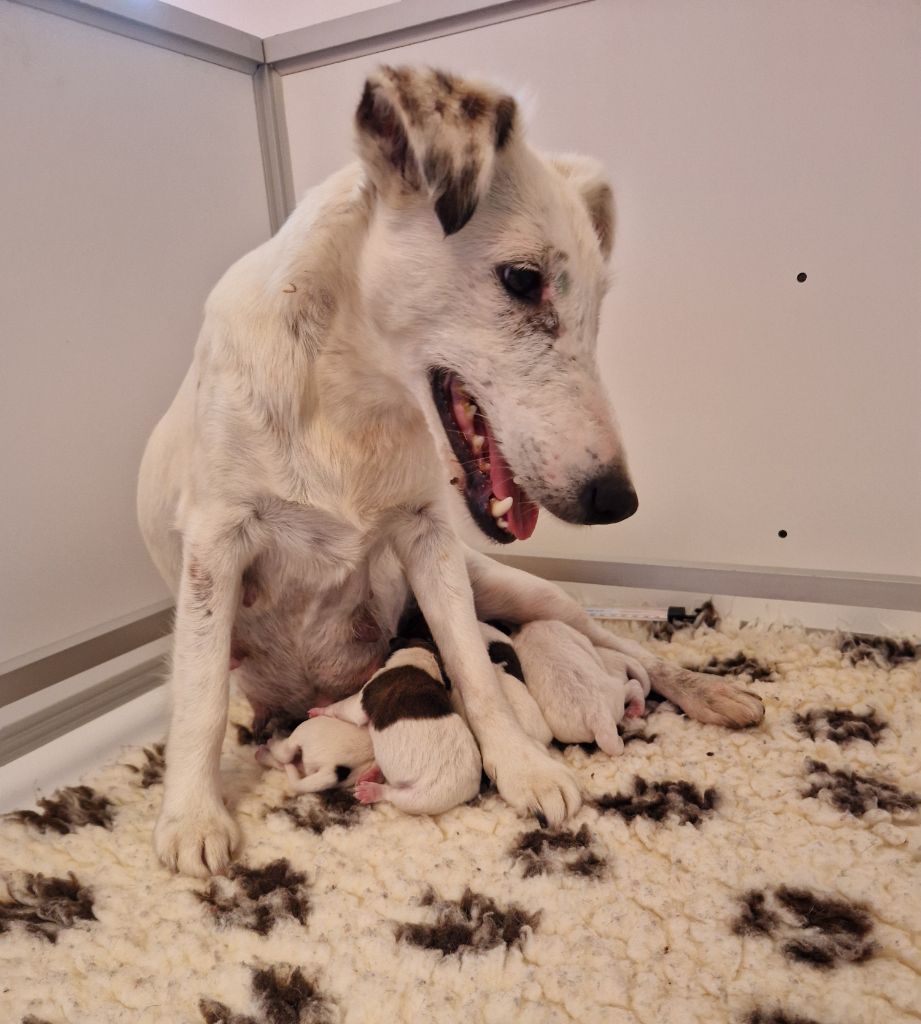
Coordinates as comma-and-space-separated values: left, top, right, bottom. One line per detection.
1, 613, 919, 1024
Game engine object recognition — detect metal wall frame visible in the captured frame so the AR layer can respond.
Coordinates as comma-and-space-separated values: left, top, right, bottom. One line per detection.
3, 0, 918, 708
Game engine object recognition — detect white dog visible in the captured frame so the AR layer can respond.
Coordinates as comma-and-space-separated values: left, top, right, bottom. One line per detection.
309, 645, 482, 814
138, 65, 763, 876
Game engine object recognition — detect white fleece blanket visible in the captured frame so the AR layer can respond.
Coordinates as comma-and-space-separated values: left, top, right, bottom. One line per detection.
1, 616, 919, 1024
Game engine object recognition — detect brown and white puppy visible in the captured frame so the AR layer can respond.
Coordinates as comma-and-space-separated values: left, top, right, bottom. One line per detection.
513, 620, 646, 754
308, 646, 482, 814
255, 717, 374, 794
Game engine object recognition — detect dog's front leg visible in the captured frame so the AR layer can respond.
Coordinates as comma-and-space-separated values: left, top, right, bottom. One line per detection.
154, 527, 247, 877
394, 510, 580, 825
465, 546, 764, 729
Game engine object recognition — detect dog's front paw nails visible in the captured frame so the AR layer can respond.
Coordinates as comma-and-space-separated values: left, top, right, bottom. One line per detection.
154, 802, 240, 878
677, 671, 765, 728
487, 742, 581, 827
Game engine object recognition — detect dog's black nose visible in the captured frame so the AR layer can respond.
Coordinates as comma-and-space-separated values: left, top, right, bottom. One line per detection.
578, 470, 638, 525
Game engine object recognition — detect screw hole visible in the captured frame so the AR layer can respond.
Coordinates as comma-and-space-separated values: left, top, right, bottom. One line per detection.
778, 529, 788, 538
796, 272, 807, 283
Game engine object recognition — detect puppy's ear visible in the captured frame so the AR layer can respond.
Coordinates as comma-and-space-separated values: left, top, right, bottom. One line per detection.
356, 65, 519, 236
550, 155, 615, 260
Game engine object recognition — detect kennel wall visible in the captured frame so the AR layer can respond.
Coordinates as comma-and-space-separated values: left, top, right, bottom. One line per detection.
1, 0, 918, 720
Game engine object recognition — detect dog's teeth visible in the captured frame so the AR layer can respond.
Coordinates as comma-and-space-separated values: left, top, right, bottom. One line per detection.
497, 517, 509, 529
472, 434, 486, 452
512, 476, 522, 486
490, 496, 514, 517
482, 460, 491, 472
463, 402, 477, 419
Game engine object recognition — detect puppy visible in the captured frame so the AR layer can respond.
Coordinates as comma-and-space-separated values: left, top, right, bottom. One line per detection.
513, 620, 646, 754
255, 717, 374, 794
474, 623, 553, 746
308, 645, 482, 814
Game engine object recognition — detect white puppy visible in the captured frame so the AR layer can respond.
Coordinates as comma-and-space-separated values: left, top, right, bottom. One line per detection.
309, 645, 482, 815
474, 623, 553, 746
513, 620, 647, 754
255, 717, 374, 794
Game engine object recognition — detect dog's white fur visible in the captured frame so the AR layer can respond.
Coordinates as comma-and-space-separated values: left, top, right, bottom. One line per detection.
138, 65, 764, 877
255, 718, 374, 794
513, 620, 645, 755
311, 646, 482, 814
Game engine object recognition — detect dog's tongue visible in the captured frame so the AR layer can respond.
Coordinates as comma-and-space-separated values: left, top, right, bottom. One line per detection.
484, 422, 539, 541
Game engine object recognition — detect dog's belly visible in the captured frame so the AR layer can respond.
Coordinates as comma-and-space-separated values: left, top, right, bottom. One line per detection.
230, 544, 408, 720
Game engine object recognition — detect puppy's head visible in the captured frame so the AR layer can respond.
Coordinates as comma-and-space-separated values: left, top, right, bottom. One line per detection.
356, 65, 636, 544
374, 643, 444, 686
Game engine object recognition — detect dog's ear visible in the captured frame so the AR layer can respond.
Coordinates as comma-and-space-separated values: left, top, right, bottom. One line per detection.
550, 155, 615, 260
356, 65, 518, 236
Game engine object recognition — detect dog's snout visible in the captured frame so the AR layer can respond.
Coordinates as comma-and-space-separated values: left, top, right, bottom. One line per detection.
578, 470, 638, 525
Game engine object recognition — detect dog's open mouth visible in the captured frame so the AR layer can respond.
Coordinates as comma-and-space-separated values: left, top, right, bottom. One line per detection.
430, 369, 539, 543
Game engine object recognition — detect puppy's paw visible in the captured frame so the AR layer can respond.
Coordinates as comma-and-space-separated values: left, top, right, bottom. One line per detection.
673, 670, 765, 728
356, 764, 383, 786
154, 800, 240, 878
486, 741, 581, 827
624, 680, 646, 718
355, 780, 384, 804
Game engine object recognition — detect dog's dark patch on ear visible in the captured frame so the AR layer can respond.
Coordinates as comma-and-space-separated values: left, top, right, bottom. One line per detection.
0, 872, 96, 943
433, 69, 456, 95
731, 887, 875, 969
793, 707, 886, 746
334, 764, 352, 784
125, 743, 166, 788
395, 887, 539, 956
511, 824, 607, 879
495, 96, 516, 148
197, 859, 310, 936
422, 147, 452, 191
357, 79, 419, 189
650, 600, 720, 641
699, 653, 775, 681
361, 665, 452, 730
434, 161, 480, 236
460, 90, 488, 120
5, 785, 115, 835
593, 777, 718, 826
746, 1010, 824, 1024
200, 963, 334, 1024
839, 632, 920, 667
275, 788, 364, 834
803, 758, 919, 817
388, 66, 421, 124
487, 641, 524, 682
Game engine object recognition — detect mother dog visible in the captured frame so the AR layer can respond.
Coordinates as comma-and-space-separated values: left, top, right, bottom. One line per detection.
138, 66, 763, 877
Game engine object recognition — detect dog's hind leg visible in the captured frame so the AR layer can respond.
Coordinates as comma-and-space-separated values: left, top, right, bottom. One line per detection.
464, 546, 764, 729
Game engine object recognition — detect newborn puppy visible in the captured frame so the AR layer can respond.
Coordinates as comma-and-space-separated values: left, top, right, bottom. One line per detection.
255, 717, 374, 793
472, 623, 553, 746
308, 645, 482, 814
512, 620, 646, 755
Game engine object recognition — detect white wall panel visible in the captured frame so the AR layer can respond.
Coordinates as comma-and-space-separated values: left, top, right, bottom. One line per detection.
282, 0, 921, 580
0, 2, 270, 663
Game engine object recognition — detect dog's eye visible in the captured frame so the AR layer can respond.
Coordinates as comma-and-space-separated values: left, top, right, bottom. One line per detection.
497, 264, 543, 305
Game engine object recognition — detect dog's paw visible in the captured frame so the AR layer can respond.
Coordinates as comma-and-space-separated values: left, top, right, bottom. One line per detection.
485, 741, 581, 827
154, 800, 240, 878
673, 670, 765, 728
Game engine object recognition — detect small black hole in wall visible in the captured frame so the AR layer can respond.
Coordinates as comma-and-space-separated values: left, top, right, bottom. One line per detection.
778, 529, 788, 538
796, 272, 807, 282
